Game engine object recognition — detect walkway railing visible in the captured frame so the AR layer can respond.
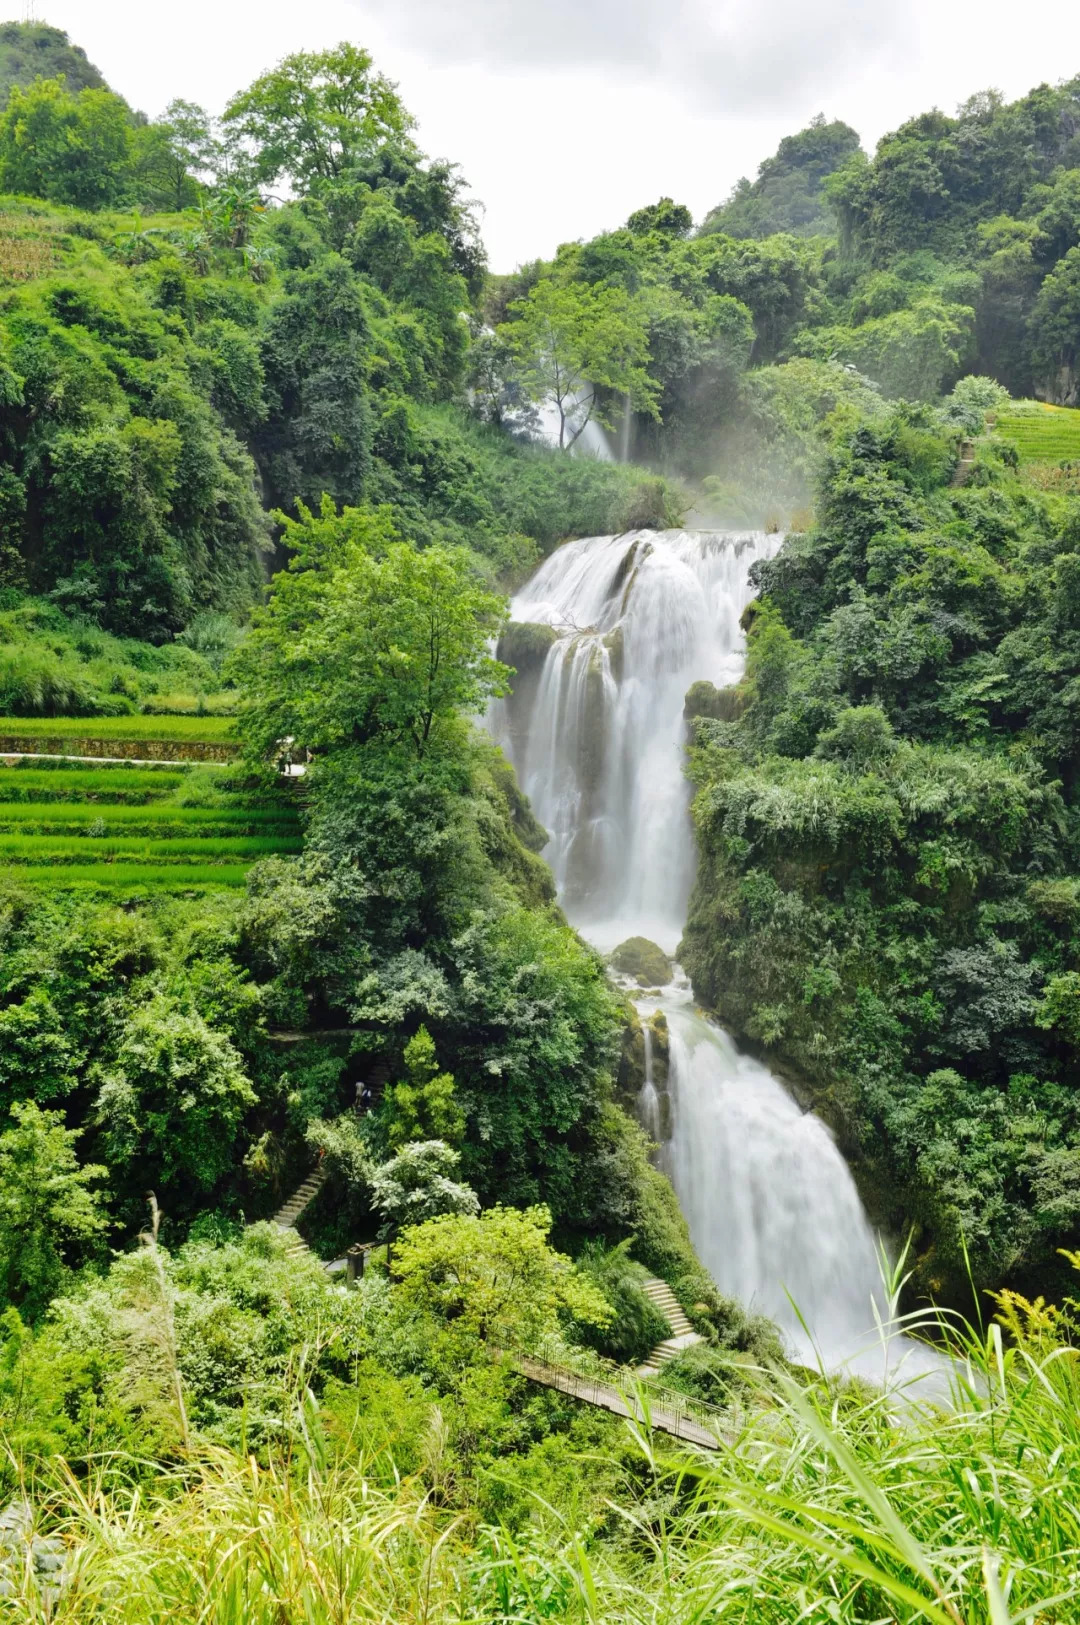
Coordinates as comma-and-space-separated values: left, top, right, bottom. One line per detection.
509, 1350, 734, 1450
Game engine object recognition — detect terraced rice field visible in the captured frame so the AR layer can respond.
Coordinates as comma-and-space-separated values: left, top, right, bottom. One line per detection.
0, 712, 239, 761
996, 401, 1080, 464
0, 714, 237, 740
0, 756, 300, 894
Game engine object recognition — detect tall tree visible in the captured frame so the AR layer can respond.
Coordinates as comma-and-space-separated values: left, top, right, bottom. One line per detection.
501, 278, 659, 450
134, 99, 216, 212
231, 502, 509, 763
0, 77, 134, 209
1030, 246, 1080, 402
223, 44, 413, 192
257, 254, 373, 511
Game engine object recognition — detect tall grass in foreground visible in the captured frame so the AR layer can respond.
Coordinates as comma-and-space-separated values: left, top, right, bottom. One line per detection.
4, 1290, 1080, 1623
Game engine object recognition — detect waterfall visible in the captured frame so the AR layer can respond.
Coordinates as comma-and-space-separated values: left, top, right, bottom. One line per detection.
651, 980, 888, 1361
496, 528, 769, 953
491, 528, 940, 1380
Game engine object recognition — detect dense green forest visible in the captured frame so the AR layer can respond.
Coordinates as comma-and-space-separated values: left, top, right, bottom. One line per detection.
0, 19, 1080, 1618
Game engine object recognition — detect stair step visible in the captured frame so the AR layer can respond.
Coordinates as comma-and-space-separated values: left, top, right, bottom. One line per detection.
270, 1164, 329, 1226
639, 1277, 695, 1334
644, 1331, 704, 1365
654, 1332, 702, 1352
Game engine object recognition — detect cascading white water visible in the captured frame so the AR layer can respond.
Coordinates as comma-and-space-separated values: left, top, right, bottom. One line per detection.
496, 529, 767, 953
491, 529, 939, 1379
645, 981, 889, 1364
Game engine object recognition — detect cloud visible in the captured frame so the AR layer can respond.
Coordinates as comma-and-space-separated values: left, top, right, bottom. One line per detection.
350, 0, 912, 113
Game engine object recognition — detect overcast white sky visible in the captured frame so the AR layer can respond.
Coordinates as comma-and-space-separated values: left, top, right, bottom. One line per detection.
20, 0, 1080, 269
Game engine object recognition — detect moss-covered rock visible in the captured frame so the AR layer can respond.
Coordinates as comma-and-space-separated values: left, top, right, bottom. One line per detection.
578, 640, 611, 797
609, 936, 672, 987
683, 679, 748, 723
646, 1009, 669, 1088
617, 1002, 646, 1101
497, 620, 559, 679
602, 624, 624, 683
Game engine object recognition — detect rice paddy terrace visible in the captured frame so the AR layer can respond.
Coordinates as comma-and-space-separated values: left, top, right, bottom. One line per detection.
996, 400, 1080, 465
0, 713, 301, 893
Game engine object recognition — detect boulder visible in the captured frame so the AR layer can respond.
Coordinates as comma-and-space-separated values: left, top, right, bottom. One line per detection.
609, 936, 673, 988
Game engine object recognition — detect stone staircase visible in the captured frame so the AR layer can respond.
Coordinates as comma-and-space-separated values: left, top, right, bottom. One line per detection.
272, 1173, 348, 1277
269, 1058, 390, 1276
272, 1165, 327, 1230
636, 1276, 704, 1378
951, 438, 977, 486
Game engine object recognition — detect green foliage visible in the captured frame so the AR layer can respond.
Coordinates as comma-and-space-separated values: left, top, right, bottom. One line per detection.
0, 1101, 107, 1318
381, 1027, 464, 1152
133, 101, 216, 214
256, 254, 374, 511
501, 277, 659, 450
392, 1203, 611, 1352
684, 404, 1080, 1294
95, 995, 256, 1199
0, 22, 108, 101
0, 77, 133, 209
222, 44, 413, 192
941, 373, 1010, 432
574, 1239, 671, 1364
625, 197, 693, 237
827, 82, 1080, 266
0, 206, 270, 636
703, 115, 863, 240
1030, 245, 1080, 388
369, 1139, 479, 1232
3, 1236, 1080, 1621
795, 297, 974, 399
231, 503, 509, 762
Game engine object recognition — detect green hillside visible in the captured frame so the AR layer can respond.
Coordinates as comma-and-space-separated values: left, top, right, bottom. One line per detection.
0, 21, 108, 100
0, 754, 298, 891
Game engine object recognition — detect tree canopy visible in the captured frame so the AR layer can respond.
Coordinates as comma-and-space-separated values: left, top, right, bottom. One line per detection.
222, 44, 414, 191
231, 503, 509, 762
703, 115, 863, 240
501, 278, 659, 450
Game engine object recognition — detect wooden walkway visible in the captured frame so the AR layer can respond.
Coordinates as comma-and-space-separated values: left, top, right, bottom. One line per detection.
512, 1352, 729, 1450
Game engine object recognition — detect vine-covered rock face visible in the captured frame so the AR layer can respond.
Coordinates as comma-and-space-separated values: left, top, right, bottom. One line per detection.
609, 937, 673, 988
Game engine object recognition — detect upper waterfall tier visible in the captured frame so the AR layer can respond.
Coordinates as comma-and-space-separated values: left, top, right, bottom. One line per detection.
490, 529, 779, 953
